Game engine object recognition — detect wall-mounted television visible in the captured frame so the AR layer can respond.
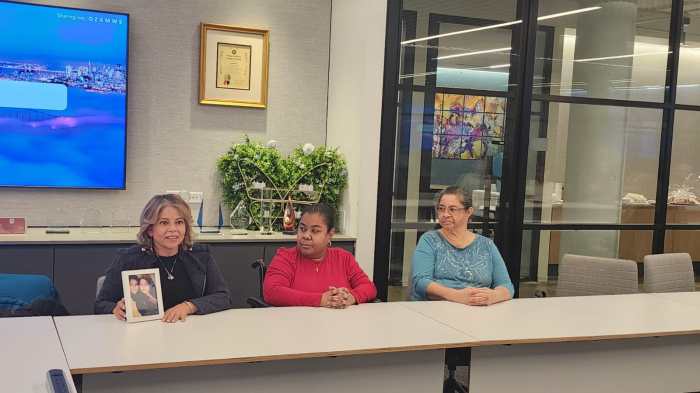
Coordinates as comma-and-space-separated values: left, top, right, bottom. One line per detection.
0, 1, 128, 189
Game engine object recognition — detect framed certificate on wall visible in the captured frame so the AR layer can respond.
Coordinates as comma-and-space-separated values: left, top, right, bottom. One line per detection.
199, 23, 269, 108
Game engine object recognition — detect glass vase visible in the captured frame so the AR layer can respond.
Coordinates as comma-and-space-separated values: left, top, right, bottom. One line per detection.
229, 200, 249, 235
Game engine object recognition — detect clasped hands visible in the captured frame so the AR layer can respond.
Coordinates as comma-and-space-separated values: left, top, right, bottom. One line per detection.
320, 286, 356, 309
112, 298, 197, 322
453, 287, 500, 306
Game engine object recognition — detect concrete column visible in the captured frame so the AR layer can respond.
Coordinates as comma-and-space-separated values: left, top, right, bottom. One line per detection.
559, 1, 638, 258
326, 0, 387, 278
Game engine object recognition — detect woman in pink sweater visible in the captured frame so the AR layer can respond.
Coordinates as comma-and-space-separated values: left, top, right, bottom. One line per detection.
263, 203, 377, 308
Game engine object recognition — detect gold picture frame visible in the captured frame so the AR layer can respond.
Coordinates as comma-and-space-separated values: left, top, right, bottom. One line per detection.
199, 23, 269, 108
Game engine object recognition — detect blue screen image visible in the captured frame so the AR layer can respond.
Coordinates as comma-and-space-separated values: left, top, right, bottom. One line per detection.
0, 1, 128, 188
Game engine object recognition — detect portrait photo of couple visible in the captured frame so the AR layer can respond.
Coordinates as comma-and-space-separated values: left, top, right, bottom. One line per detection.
121, 268, 164, 322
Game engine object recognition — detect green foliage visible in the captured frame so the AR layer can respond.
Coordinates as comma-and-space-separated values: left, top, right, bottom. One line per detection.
285, 146, 348, 208
217, 136, 348, 230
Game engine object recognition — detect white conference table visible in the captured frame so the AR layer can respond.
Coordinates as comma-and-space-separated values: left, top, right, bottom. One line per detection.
406, 294, 700, 393
43, 293, 700, 393
649, 290, 700, 308
403, 293, 700, 344
1, 316, 77, 393
55, 302, 474, 393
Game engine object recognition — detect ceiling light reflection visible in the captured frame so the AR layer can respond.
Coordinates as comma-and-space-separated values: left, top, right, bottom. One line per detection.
402, 6, 602, 45
436, 47, 512, 61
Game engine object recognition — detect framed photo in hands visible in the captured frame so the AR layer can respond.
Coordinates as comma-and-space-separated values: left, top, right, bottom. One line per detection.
121, 269, 164, 323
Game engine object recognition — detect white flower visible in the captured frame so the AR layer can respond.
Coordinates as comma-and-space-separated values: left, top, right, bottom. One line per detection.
266, 139, 278, 148
302, 143, 315, 155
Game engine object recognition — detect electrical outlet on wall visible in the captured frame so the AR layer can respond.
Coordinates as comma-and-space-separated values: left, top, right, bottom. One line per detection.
166, 190, 192, 202
189, 192, 203, 204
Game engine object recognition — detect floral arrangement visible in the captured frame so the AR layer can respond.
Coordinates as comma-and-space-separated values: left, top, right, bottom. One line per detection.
217, 136, 348, 230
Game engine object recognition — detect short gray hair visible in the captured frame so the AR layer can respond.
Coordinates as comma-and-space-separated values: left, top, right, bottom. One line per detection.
434, 186, 472, 209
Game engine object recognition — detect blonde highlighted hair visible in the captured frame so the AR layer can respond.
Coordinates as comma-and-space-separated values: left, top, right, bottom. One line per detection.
136, 194, 195, 251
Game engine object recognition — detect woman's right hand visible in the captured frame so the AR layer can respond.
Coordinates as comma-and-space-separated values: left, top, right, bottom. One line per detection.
320, 287, 345, 308
451, 287, 483, 305
112, 298, 126, 321
451, 287, 504, 306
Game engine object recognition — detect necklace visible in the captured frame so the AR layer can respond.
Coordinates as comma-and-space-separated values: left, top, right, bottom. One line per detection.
311, 255, 324, 273
156, 254, 178, 280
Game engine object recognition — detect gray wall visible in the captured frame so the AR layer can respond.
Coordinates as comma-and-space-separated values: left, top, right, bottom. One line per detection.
0, 0, 331, 226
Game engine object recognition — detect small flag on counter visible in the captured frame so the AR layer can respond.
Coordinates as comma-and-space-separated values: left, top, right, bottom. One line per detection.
218, 203, 224, 229
196, 200, 204, 229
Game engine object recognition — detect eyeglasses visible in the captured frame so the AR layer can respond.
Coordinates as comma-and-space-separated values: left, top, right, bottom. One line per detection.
436, 206, 466, 215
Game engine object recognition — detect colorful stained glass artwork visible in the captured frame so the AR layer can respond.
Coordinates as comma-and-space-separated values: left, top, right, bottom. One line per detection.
432, 134, 442, 157
484, 113, 505, 139
434, 93, 445, 112
465, 96, 484, 113
443, 94, 465, 112
442, 135, 464, 159
461, 137, 486, 160
431, 135, 489, 160
434, 112, 445, 134
464, 113, 483, 131
431, 92, 507, 160
485, 97, 506, 113
444, 113, 463, 135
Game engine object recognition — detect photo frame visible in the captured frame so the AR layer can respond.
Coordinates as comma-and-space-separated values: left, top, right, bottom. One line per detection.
199, 23, 270, 108
121, 268, 164, 323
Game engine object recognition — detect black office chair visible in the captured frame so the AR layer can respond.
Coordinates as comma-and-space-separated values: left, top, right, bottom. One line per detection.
246, 259, 271, 308
444, 347, 470, 393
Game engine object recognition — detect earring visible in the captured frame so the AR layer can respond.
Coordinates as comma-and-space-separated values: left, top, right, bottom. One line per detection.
328, 240, 332, 247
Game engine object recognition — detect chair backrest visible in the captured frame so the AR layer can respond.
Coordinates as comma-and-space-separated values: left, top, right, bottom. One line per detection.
245, 259, 270, 308
556, 254, 639, 297
0, 274, 66, 316
96, 275, 106, 299
643, 253, 695, 293
252, 259, 267, 298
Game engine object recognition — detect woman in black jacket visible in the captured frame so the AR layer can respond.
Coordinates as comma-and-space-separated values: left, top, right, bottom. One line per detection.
95, 194, 232, 322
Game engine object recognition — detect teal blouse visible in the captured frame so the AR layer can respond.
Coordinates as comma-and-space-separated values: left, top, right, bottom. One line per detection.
410, 230, 514, 301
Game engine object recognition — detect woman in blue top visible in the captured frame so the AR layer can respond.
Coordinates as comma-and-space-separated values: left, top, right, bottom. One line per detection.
411, 186, 514, 306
